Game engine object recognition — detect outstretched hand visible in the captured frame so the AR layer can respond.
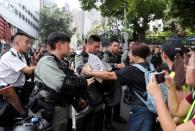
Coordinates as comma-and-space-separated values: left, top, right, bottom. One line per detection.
116, 63, 125, 69
82, 64, 93, 76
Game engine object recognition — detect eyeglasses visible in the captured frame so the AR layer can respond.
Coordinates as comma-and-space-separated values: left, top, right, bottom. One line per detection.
184, 65, 195, 70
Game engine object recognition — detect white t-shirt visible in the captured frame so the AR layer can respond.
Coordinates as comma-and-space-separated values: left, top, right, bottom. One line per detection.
0, 48, 27, 87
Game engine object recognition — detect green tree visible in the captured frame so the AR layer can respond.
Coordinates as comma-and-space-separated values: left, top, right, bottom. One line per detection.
39, 4, 75, 43
170, 0, 195, 30
79, 0, 167, 40
126, 0, 167, 40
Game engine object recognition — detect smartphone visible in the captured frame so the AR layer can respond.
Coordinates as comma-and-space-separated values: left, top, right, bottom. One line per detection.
155, 72, 165, 84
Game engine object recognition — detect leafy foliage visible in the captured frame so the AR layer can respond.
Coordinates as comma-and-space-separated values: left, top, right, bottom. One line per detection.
79, 0, 167, 40
126, 0, 166, 39
170, 0, 195, 29
80, 0, 195, 38
39, 4, 75, 42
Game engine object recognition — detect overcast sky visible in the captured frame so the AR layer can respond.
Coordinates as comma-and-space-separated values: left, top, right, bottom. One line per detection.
53, 0, 81, 10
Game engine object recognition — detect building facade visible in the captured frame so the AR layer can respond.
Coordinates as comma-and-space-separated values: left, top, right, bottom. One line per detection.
72, 9, 85, 39
0, 0, 39, 42
40, 0, 55, 8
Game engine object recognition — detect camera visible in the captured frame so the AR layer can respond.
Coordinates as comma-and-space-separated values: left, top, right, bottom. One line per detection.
155, 72, 165, 84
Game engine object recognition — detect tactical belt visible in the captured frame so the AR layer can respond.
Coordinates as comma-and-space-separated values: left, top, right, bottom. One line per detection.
34, 81, 68, 107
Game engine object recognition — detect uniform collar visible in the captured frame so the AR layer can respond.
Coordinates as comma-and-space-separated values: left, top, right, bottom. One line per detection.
10, 48, 20, 55
10, 48, 24, 60
110, 50, 118, 56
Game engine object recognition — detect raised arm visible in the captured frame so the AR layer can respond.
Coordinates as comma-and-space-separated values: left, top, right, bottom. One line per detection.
147, 78, 195, 131
82, 64, 117, 80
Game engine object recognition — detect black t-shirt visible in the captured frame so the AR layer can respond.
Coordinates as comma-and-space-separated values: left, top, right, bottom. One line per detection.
115, 62, 150, 106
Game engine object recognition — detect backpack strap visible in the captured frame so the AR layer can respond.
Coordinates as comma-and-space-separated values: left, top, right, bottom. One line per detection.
149, 63, 155, 72
132, 64, 147, 73
132, 63, 155, 107
133, 63, 155, 83
131, 64, 148, 106
132, 89, 148, 107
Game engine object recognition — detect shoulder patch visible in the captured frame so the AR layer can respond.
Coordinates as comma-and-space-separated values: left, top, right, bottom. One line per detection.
46, 56, 54, 60
39, 55, 54, 62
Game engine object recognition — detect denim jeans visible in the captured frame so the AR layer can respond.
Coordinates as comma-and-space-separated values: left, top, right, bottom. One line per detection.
128, 105, 156, 131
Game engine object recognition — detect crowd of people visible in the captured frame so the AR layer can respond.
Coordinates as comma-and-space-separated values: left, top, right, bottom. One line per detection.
0, 31, 195, 131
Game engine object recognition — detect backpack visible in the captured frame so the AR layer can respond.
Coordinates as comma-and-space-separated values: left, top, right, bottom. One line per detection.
132, 63, 168, 114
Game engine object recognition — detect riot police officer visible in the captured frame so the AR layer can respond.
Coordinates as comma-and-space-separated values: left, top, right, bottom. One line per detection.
30, 32, 90, 131
102, 38, 126, 130
75, 35, 104, 131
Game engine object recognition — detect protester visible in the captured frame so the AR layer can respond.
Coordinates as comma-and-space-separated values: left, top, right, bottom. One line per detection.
82, 42, 156, 131
29, 32, 92, 131
161, 41, 191, 104
75, 35, 105, 131
147, 52, 195, 131
102, 38, 126, 130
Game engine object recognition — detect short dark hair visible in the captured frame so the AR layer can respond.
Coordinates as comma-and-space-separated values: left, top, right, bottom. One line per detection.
128, 39, 136, 44
131, 43, 151, 59
87, 35, 101, 44
14, 31, 30, 39
47, 32, 70, 50
109, 38, 120, 46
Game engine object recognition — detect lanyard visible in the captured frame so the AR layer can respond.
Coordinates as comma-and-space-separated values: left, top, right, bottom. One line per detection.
184, 93, 195, 123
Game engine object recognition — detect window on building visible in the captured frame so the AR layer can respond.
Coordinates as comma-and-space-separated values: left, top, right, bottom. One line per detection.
19, 12, 21, 18
10, 4, 14, 12
22, 15, 24, 20
35, 26, 39, 30
33, 16, 35, 21
15, 9, 18, 15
